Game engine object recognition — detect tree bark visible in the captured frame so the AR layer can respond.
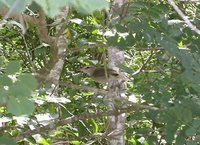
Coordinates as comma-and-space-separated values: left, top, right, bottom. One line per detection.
107, 0, 127, 144
47, 7, 70, 88
107, 48, 127, 145
47, 6, 70, 145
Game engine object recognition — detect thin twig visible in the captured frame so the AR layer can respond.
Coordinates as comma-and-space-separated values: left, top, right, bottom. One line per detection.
21, 34, 37, 73
167, 0, 200, 35
132, 50, 155, 76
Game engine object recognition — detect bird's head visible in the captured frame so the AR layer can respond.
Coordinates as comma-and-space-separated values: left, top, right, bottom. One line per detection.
81, 66, 96, 76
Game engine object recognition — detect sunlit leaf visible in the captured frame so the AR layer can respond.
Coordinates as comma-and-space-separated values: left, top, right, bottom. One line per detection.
70, 140, 83, 145
38, 137, 49, 145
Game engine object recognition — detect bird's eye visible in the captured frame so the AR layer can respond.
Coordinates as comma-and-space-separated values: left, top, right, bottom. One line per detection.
85, 66, 92, 69
112, 73, 119, 76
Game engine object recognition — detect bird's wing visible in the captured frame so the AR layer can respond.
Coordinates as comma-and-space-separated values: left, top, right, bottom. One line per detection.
92, 68, 107, 77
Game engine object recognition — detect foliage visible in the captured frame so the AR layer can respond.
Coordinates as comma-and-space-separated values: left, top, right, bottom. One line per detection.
0, 59, 36, 115
1, 0, 200, 145
0, 0, 109, 17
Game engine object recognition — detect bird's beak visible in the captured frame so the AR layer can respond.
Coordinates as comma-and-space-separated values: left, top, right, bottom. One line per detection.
80, 68, 86, 76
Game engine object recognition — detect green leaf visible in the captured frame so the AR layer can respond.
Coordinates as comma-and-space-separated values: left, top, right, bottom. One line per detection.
196, 135, 200, 142
5, 60, 21, 74
185, 128, 195, 136
34, 47, 47, 57
92, 29, 98, 35
128, 138, 137, 144
70, 141, 83, 145
184, 99, 200, 116
143, 28, 157, 42
0, 74, 12, 86
0, 56, 4, 66
35, 0, 109, 17
10, 81, 31, 97
107, 35, 118, 46
3, 0, 32, 14
192, 119, 200, 128
147, 136, 158, 145
131, 1, 146, 9
165, 124, 178, 143
176, 134, 186, 145
71, 0, 109, 14
77, 122, 89, 137
28, 1, 41, 12
38, 137, 49, 145
186, 141, 198, 145
149, 7, 164, 22
0, 2, 8, 8
89, 119, 98, 133
0, 88, 8, 103
7, 97, 35, 115
0, 136, 17, 145
9, 73, 37, 97
126, 34, 135, 47
116, 24, 127, 33
19, 73, 37, 90
128, 20, 147, 33
169, 25, 182, 37
159, 38, 179, 56
182, 108, 192, 123
117, 37, 128, 50
35, 0, 69, 18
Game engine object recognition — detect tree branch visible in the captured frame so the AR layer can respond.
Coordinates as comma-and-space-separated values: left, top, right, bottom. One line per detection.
15, 103, 158, 140
0, 8, 37, 25
132, 50, 155, 76
59, 81, 108, 95
36, 9, 54, 44
167, 0, 200, 35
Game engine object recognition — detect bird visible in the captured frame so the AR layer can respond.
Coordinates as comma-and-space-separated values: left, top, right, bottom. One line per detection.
81, 66, 128, 83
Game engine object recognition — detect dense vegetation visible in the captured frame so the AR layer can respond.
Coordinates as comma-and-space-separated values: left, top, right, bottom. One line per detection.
1, 0, 200, 144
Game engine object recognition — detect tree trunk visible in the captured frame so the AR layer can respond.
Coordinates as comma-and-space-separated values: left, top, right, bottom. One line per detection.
107, 48, 127, 145
47, 6, 70, 88
107, 1, 127, 144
